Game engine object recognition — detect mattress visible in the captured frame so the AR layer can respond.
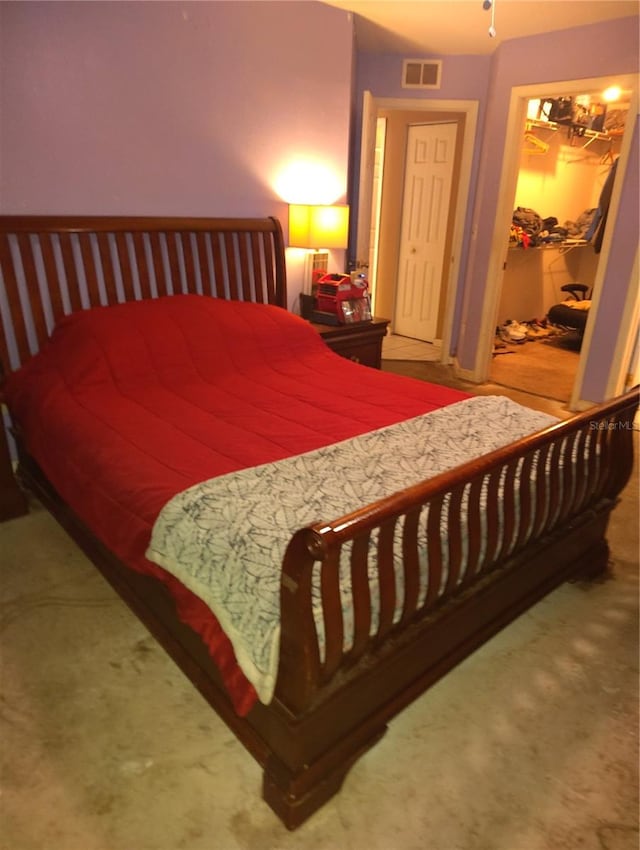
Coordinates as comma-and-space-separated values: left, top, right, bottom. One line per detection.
4, 294, 470, 713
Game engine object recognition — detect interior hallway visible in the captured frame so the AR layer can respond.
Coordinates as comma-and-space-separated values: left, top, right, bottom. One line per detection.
1, 362, 638, 850
382, 332, 442, 362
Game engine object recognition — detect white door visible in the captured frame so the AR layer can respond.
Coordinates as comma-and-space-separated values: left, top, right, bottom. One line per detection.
394, 122, 457, 342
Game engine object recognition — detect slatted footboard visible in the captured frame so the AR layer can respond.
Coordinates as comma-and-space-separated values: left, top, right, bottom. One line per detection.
263, 386, 637, 827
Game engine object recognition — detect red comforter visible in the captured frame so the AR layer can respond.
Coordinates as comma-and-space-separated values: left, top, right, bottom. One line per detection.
4, 295, 469, 713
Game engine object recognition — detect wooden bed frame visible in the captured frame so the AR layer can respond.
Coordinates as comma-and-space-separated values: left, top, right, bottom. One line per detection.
0, 215, 637, 829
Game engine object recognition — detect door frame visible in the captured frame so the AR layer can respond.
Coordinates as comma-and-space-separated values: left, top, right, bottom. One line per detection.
357, 94, 479, 363
476, 73, 639, 409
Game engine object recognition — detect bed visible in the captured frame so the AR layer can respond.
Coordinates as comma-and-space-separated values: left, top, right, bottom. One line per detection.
0, 215, 637, 830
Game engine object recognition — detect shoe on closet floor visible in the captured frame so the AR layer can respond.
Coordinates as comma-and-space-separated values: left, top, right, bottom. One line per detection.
523, 320, 548, 339
499, 319, 528, 343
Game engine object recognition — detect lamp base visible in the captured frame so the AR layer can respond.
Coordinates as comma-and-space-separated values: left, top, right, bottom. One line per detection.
303, 250, 329, 295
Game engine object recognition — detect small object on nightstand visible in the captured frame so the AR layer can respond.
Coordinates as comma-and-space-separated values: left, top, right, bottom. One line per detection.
307, 273, 372, 325
299, 293, 315, 320
311, 310, 341, 326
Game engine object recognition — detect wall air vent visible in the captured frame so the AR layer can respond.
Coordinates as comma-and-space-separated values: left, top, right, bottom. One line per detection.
402, 59, 442, 90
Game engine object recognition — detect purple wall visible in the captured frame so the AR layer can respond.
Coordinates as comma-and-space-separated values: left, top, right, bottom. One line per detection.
356, 53, 491, 103
2, 4, 637, 400
456, 17, 639, 393
0, 1, 353, 222
354, 52, 491, 340
353, 16, 639, 401
580, 115, 639, 399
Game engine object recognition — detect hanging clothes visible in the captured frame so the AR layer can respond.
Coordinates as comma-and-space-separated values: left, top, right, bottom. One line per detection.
586, 158, 618, 254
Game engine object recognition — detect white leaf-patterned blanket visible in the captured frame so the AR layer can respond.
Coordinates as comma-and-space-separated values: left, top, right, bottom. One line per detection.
146, 395, 557, 703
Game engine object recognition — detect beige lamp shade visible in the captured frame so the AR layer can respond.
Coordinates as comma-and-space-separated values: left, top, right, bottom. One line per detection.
288, 204, 349, 249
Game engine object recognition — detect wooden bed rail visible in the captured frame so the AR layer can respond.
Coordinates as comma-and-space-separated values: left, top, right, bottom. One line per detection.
276, 386, 638, 713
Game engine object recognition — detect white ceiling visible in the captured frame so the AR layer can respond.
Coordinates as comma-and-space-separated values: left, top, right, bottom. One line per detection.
322, 0, 639, 55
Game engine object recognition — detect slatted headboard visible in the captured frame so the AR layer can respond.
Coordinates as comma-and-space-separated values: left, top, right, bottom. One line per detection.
0, 216, 287, 375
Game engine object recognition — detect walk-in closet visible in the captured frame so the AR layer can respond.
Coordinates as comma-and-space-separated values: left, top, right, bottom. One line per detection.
491, 87, 629, 402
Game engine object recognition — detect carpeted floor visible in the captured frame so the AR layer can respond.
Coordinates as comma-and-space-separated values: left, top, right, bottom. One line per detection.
1, 371, 638, 850
490, 333, 581, 402
382, 333, 581, 404
381, 358, 574, 419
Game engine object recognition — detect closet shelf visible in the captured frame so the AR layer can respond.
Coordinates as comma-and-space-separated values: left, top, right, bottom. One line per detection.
508, 240, 589, 252
524, 118, 615, 151
525, 119, 558, 133
567, 126, 613, 148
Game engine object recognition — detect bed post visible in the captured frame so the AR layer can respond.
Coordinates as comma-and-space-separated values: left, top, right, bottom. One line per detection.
0, 407, 28, 521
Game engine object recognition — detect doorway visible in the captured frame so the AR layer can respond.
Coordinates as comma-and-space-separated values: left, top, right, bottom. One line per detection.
476, 73, 638, 410
489, 86, 628, 403
356, 94, 478, 364
394, 121, 458, 343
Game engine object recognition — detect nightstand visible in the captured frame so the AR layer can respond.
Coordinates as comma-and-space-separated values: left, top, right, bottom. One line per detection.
309, 317, 390, 369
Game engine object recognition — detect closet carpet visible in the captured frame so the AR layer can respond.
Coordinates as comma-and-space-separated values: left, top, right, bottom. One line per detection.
381, 357, 575, 418
382, 333, 580, 403
490, 333, 581, 402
